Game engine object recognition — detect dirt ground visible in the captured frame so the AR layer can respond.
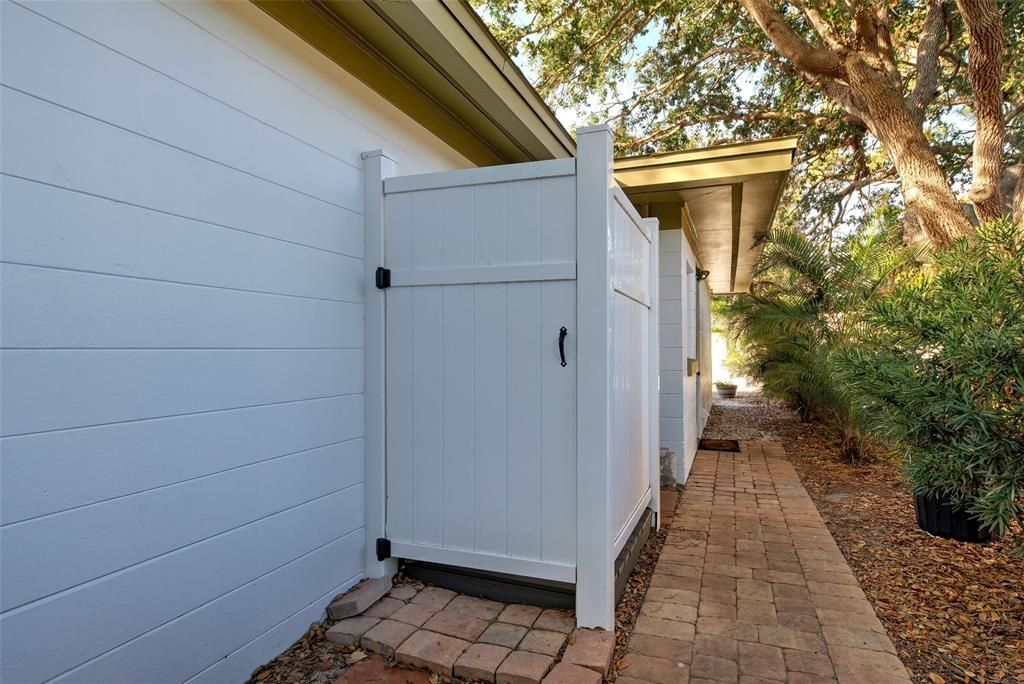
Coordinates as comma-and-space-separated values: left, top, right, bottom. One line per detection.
703, 390, 1024, 684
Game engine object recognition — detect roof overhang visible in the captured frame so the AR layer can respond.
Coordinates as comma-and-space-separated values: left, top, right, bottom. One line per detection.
253, 0, 574, 165
614, 137, 799, 294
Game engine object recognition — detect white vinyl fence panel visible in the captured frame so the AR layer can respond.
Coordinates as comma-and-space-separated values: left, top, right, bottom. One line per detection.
381, 161, 578, 582
609, 188, 654, 552
365, 126, 659, 630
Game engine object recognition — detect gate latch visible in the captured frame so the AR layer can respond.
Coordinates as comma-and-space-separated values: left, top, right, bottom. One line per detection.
375, 267, 391, 289
376, 537, 391, 561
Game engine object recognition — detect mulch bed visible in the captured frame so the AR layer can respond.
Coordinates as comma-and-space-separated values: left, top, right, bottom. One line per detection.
704, 391, 1024, 684
609, 491, 675, 680
247, 577, 429, 684
247, 620, 349, 684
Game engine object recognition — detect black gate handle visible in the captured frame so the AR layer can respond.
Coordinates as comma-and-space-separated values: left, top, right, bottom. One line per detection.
558, 327, 568, 367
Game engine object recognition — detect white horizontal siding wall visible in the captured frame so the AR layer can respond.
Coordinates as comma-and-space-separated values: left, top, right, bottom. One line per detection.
658, 230, 685, 475
0, 0, 468, 682
698, 281, 714, 430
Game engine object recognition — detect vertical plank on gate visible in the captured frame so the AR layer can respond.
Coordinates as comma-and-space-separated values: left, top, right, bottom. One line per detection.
540, 174, 577, 565
473, 182, 508, 556
385, 191, 414, 546
644, 218, 661, 530
411, 191, 444, 547
441, 186, 476, 551
575, 125, 614, 629
361, 150, 397, 578
506, 179, 542, 560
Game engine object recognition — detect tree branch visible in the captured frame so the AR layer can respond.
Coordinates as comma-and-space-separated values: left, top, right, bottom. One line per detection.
613, 47, 775, 119
510, 0, 581, 44
1014, 167, 1024, 224
627, 110, 830, 149
955, 0, 1006, 221
790, 0, 844, 50
738, 0, 846, 79
872, 4, 902, 85
907, 0, 946, 125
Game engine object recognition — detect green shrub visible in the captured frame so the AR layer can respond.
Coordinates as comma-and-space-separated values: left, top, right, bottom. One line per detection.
724, 219, 922, 459
838, 220, 1024, 547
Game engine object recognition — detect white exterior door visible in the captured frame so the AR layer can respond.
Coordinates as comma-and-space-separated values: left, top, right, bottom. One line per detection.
380, 166, 578, 582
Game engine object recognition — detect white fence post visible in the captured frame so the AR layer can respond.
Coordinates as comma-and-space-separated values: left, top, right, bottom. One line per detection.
575, 125, 615, 630
644, 218, 661, 530
362, 149, 398, 580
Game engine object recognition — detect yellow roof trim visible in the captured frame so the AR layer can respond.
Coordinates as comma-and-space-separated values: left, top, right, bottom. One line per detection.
615, 136, 800, 191
614, 137, 799, 294
615, 136, 801, 169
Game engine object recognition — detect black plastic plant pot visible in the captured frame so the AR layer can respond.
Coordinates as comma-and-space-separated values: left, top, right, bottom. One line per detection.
914, 493, 992, 543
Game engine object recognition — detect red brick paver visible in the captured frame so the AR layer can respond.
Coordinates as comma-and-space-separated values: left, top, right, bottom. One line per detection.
624, 442, 910, 683
328, 572, 608, 682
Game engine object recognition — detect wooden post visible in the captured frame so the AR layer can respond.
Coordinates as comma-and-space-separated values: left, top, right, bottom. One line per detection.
644, 218, 661, 530
575, 125, 615, 629
361, 149, 398, 580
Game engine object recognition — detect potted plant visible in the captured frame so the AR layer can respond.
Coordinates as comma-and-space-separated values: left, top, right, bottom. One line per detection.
838, 220, 1023, 547
714, 381, 738, 398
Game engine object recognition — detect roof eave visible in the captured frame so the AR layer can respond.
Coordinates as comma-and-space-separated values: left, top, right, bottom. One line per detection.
252, 0, 574, 166
613, 137, 799, 294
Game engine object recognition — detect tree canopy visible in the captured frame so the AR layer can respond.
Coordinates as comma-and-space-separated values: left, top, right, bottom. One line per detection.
472, 0, 1024, 245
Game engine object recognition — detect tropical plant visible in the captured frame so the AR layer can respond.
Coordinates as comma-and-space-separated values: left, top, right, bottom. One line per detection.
724, 211, 923, 458
837, 220, 1024, 547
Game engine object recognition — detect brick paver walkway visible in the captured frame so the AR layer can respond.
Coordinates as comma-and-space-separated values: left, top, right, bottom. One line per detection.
621, 442, 910, 684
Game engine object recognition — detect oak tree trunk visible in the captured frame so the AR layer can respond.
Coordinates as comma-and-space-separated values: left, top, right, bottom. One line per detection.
844, 55, 975, 248
1014, 168, 1024, 224
956, 0, 1005, 222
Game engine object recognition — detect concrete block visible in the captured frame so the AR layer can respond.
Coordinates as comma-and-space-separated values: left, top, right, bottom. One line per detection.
328, 577, 392, 620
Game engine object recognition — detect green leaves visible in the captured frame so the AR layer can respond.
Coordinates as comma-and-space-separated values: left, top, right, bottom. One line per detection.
471, 0, 1023, 242
837, 219, 1024, 550
722, 220, 919, 456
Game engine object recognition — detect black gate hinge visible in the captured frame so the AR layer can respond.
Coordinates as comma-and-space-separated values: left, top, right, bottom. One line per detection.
375, 266, 391, 289
376, 537, 391, 561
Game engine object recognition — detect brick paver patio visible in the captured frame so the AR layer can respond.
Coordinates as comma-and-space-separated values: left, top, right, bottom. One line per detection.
327, 584, 614, 683
621, 442, 910, 684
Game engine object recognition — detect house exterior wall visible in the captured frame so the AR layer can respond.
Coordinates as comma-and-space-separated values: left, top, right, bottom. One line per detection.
658, 230, 685, 474
0, 1, 469, 681
657, 229, 705, 483
698, 282, 714, 432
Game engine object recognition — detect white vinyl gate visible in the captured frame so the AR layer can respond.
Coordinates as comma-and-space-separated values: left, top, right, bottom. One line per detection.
381, 160, 578, 583
362, 126, 659, 629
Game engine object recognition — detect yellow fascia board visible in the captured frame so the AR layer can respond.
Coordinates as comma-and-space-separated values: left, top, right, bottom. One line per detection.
615, 136, 800, 170
615, 141, 798, 190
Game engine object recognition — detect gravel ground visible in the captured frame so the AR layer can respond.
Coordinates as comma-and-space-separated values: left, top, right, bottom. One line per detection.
702, 389, 1024, 683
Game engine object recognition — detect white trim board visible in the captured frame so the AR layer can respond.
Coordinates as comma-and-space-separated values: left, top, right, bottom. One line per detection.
613, 487, 653, 556
384, 158, 575, 194
389, 262, 576, 287
388, 542, 576, 584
